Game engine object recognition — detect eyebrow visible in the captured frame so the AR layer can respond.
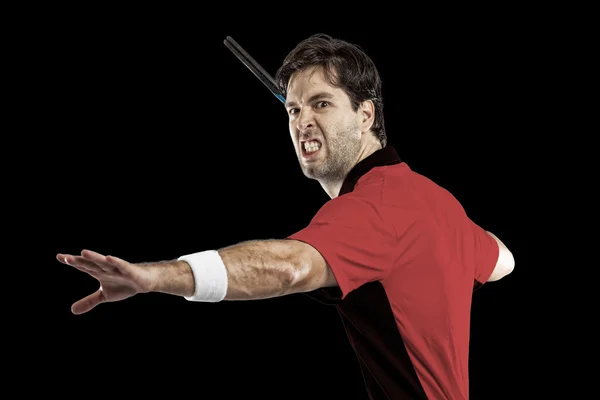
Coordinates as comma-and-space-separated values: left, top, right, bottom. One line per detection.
285, 91, 335, 108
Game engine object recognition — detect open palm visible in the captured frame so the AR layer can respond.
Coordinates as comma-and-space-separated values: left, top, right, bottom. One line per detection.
57, 249, 155, 314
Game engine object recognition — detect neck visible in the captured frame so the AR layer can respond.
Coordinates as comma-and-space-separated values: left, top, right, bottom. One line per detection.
319, 179, 344, 199
320, 141, 382, 199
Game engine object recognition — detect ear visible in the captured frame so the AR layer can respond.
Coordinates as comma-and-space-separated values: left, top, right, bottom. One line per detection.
359, 100, 375, 133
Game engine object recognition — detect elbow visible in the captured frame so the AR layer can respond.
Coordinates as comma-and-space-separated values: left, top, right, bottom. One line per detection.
500, 254, 515, 279
279, 239, 334, 294
506, 252, 515, 275
284, 258, 310, 291
284, 250, 319, 293
485, 231, 515, 282
488, 248, 515, 282
500, 246, 515, 276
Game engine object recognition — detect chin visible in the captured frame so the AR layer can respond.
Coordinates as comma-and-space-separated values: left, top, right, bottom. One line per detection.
304, 166, 328, 180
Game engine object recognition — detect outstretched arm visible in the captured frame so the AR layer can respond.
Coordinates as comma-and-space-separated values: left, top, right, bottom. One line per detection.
57, 239, 337, 314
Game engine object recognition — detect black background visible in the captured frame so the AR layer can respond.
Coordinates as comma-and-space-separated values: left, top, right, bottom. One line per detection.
21, 5, 552, 399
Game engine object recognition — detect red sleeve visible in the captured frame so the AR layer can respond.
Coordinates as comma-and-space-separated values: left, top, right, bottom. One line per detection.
287, 195, 404, 299
469, 220, 500, 285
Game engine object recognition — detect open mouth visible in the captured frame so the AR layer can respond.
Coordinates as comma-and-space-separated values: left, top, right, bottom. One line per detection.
301, 139, 322, 158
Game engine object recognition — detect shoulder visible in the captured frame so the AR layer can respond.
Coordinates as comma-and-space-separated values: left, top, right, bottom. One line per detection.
314, 192, 381, 225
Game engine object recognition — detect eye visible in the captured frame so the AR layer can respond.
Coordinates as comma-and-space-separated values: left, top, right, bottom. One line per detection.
288, 108, 299, 115
316, 101, 330, 108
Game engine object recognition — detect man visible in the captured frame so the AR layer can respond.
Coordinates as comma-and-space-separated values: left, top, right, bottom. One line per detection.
57, 34, 514, 399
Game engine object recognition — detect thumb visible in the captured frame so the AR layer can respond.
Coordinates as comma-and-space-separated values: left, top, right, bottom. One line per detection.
72, 287, 104, 315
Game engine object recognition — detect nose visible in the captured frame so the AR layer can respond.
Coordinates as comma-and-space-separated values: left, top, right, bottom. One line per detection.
296, 108, 315, 133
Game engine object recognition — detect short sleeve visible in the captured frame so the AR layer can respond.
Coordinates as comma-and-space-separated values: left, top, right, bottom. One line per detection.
287, 195, 402, 299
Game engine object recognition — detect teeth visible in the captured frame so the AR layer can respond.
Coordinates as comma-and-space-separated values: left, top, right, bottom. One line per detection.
304, 141, 321, 152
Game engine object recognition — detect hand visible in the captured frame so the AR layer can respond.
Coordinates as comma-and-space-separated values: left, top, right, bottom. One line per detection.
57, 249, 156, 315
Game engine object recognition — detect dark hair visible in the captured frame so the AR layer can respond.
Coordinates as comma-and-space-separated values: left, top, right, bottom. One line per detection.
275, 33, 387, 147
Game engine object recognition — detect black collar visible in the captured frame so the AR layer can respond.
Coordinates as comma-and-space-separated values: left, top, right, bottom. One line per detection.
339, 146, 401, 196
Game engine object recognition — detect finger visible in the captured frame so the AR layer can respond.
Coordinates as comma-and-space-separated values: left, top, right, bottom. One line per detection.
56, 253, 75, 265
57, 253, 103, 277
80, 250, 122, 273
57, 253, 95, 270
59, 253, 116, 275
71, 287, 105, 315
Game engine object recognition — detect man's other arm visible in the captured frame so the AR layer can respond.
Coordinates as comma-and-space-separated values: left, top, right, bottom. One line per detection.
485, 231, 515, 282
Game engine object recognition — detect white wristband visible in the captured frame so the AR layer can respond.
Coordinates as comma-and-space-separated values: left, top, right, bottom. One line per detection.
178, 250, 228, 302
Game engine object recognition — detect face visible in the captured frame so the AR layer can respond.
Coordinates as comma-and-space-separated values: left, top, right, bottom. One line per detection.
285, 66, 364, 182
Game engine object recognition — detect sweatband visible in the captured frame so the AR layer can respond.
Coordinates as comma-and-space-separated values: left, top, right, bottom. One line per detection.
178, 250, 228, 302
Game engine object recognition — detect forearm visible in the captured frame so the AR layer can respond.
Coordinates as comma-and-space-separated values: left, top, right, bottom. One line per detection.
148, 260, 196, 297
154, 240, 302, 301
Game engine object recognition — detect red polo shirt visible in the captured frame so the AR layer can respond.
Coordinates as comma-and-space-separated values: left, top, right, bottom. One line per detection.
287, 146, 499, 399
